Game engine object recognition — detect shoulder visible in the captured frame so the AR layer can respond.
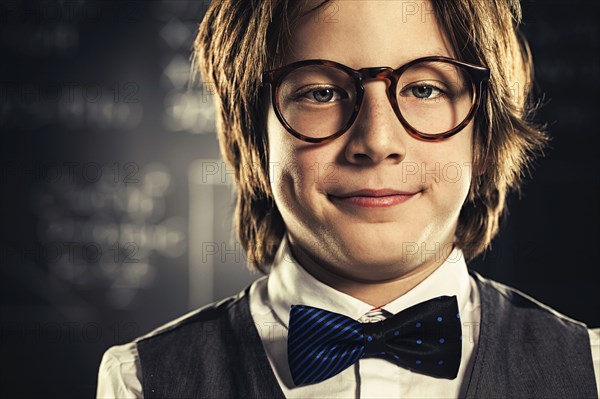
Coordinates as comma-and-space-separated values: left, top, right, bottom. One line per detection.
131, 285, 255, 368
97, 287, 250, 398
590, 327, 600, 385
465, 270, 600, 397
590, 327, 600, 355
468, 268, 591, 330
97, 341, 142, 398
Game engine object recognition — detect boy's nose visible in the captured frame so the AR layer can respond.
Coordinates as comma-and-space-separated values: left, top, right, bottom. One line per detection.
344, 79, 409, 166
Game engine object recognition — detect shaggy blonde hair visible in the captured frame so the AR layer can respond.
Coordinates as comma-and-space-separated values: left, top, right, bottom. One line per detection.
193, 0, 548, 274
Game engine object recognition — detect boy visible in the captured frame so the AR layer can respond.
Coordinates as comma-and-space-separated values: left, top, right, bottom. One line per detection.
97, 1, 599, 397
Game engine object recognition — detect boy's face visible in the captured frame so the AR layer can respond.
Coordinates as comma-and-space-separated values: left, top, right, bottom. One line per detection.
267, 0, 473, 281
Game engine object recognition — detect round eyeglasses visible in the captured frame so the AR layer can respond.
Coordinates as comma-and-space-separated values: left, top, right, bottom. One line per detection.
261, 56, 491, 144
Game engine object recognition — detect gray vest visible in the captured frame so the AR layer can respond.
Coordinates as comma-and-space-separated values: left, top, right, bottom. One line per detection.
136, 269, 598, 398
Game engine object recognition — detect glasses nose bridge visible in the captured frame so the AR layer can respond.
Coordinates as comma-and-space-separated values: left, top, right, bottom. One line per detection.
356, 66, 394, 85
355, 67, 396, 106
354, 66, 397, 119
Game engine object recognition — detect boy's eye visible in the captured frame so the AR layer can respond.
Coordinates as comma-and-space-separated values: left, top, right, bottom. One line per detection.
311, 88, 335, 102
400, 83, 446, 100
297, 86, 348, 103
410, 85, 442, 99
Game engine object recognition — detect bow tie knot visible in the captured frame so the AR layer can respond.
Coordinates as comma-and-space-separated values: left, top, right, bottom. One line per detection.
287, 295, 462, 386
361, 319, 388, 356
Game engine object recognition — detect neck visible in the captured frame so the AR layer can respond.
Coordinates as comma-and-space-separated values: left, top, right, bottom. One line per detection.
289, 240, 448, 308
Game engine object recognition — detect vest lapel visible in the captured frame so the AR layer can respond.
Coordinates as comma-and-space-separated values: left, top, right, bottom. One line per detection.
230, 287, 287, 399
462, 269, 496, 398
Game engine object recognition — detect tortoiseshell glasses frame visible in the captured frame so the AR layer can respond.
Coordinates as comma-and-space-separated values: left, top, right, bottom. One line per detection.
261, 56, 491, 144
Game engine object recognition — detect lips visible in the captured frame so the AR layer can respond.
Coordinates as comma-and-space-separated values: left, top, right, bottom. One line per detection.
328, 188, 421, 208
332, 188, 419, 198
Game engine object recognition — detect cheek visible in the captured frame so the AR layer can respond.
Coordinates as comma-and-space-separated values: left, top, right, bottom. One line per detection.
267, 114, 291, 202
267, 110, 315, 213
426, 128, 473, 211
267, 109, 340, 225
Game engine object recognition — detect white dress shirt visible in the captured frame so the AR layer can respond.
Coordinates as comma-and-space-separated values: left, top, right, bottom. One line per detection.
97, 234, 600, 398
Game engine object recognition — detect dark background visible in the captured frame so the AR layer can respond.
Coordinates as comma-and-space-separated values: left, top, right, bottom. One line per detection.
0, 0, 598, 397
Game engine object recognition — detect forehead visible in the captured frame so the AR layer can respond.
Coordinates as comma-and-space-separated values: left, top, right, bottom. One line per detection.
284, 0, 455, 68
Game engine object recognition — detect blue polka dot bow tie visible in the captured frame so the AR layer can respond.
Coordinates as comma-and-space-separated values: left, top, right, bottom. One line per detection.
287, 295, 462, 386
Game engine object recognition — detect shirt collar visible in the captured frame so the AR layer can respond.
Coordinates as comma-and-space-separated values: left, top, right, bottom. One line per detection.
267, 233, 471, 328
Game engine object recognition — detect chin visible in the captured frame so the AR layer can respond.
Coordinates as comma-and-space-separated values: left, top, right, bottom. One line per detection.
338, 222, 424, 247
334, 247, 415, 281
331, 228, 423, 266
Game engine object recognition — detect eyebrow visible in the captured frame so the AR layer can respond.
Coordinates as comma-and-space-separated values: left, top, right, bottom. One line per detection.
283, 48, 456, 70
397, 48, 454, 66
339, 48, 455, 70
